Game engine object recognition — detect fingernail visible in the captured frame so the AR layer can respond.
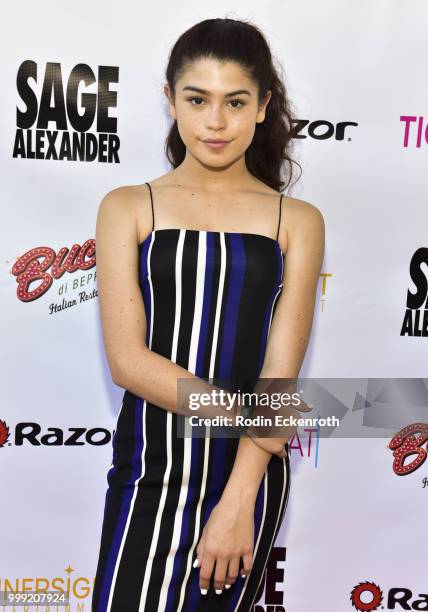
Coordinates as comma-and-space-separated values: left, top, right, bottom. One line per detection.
225, 584, 231, 589
241, 573, 246, 578
193, 558, 200, 568
215, 589, 223, 595
200, 588, 208, 595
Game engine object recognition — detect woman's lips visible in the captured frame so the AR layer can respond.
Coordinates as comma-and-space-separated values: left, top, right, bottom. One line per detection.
202, 140, 231, 149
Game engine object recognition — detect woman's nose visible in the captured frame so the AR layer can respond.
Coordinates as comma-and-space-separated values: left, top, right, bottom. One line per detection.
205, 105, 227, 129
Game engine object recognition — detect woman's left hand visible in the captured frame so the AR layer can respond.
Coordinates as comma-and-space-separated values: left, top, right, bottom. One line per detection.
193, 492, 254, 594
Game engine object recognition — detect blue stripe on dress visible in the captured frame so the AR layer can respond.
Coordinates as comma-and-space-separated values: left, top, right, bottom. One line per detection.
99, 397, 145, 610
166, 435, 202, 610
218, 234, 246, 379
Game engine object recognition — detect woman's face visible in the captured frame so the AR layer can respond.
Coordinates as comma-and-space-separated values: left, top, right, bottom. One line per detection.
164, 57, 271, 168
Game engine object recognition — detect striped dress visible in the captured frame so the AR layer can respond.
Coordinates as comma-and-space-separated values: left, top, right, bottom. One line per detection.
92, 184, 291, 611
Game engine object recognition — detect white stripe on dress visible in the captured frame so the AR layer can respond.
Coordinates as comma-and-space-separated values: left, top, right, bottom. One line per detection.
138, 230, 186, 610
176, 231, 227, 610
157, 230, 207, 611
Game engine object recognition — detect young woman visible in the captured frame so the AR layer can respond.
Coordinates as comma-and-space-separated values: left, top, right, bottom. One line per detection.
92, 17, 324, 612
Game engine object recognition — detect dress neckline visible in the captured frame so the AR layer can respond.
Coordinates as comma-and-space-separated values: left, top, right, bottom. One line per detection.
138, 228, 284, 256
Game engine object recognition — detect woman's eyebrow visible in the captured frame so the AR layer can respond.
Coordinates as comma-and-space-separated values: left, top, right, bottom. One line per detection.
182, 86, 251, 97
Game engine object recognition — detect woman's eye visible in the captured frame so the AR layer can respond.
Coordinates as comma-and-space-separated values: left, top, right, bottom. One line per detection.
229, 99, 244, 109
188, 96, 204, 105
186, 97, 245, 109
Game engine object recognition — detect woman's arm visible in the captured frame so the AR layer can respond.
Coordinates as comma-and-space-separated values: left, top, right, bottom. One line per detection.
96, 186, 245, 421
222, 197, 326, 496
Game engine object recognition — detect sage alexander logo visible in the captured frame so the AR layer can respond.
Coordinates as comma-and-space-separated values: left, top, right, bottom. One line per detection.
350, 580, 428, 611
13, 60, 120, 163
0, 418, 113, 447
400, 247, 428, 337
10, 238, 97, 309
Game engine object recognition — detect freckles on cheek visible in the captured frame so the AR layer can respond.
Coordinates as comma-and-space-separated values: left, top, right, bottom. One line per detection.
233, 114, 256, 131
181, 111, 202, 132
178, 110, 192, 125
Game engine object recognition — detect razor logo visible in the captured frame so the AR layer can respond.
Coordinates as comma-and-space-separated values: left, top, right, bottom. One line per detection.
291, 119, 358, 141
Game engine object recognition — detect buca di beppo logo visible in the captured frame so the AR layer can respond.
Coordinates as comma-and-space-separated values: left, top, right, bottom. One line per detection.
388, 423, 428, 476
11, 239, 96, 303
350, 580, 428, 611
13, 60, 120, 163
400, 247, 428, 336
0, 418, 113, 447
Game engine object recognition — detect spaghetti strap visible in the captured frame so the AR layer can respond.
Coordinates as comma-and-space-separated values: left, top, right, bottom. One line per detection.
145, 181, 155, 231
276, 193, 284, 242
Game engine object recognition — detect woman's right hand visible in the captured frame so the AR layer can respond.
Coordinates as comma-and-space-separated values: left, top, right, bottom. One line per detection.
235, 384, 312, 458
245, 432, 290, 459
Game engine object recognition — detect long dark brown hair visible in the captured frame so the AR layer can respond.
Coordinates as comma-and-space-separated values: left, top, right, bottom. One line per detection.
164, 17, 301, 193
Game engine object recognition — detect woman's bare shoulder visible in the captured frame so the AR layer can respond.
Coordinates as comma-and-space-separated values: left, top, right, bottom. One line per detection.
280, 196, 325, 252
97, 183, 154, 245
283, 195, 324, 225
283, 194, 322, 214
98, 183, 150, 207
